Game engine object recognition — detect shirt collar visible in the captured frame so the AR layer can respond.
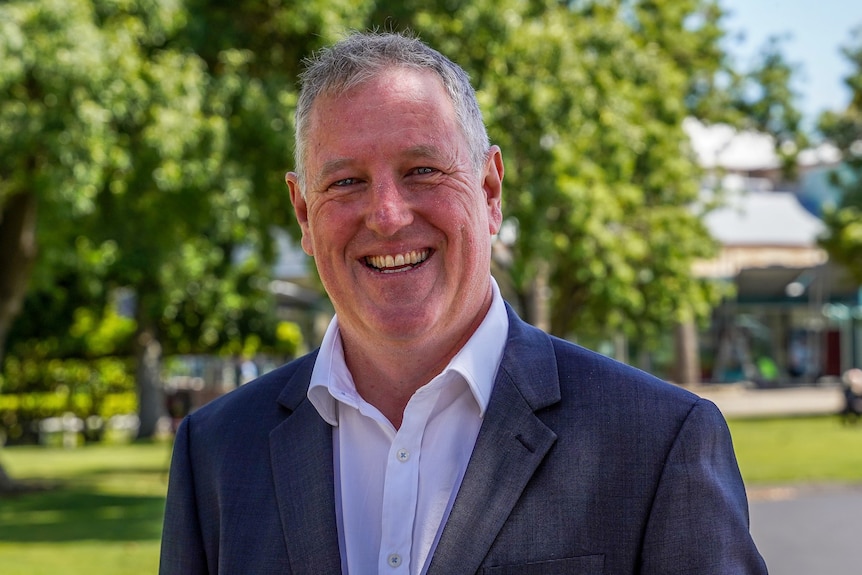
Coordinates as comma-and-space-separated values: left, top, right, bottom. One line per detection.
307, 278, 509, 426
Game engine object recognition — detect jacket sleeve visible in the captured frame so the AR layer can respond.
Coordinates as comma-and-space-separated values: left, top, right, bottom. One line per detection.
640, 398, 768, 574
159, 416, 210, 575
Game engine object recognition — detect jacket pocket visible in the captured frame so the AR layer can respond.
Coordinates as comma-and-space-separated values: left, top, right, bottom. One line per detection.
482, 554, 604, 574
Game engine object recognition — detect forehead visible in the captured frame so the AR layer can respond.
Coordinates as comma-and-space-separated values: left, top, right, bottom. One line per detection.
307, 67, 455, 133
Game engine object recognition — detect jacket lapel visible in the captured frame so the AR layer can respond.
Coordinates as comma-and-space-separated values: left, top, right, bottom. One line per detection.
269, 354, 343, 574
426, 309, 561, 575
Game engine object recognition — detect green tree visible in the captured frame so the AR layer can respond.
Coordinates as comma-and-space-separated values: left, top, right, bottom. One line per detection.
819, 28, 862, 283
0, 0, 115, 364
0, 0, 353, 448
728, 35, 808, 177
0, 0, 225, 440
0, 0, 135, 489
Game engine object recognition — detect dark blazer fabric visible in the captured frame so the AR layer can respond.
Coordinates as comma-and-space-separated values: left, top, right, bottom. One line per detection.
160, 305, 767, 574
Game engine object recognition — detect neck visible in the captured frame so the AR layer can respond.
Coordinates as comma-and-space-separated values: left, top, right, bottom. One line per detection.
340, 298, 492, 429
343, 346, 439, 429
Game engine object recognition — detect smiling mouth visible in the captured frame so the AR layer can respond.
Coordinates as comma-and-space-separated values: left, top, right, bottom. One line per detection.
364, 249, 430, 273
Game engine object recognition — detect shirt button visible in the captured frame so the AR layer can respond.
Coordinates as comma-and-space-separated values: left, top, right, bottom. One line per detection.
396, 448, 410, 462
387, 553, 402, 568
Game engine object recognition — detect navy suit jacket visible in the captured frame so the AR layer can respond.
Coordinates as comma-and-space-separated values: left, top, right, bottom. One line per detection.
160, 305, 767, 574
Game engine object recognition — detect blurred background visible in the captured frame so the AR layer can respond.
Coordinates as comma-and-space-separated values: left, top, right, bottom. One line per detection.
1, 1, 861, 573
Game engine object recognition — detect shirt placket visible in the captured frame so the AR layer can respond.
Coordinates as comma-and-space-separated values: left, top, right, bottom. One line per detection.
377, 386, 438, 574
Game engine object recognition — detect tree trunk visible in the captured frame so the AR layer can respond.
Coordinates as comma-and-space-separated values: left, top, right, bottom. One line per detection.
524, 260, 551, 333
135, 323, 165, 439
0, 191, 38, 365
0, 192, 38, 492
673, 319, 701, 386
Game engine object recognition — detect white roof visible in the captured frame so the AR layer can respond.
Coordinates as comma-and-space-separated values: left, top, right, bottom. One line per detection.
703, 190, 825, 247
797, 142, 842, 167
684, 118, 780, 171
685, 118, 843, 172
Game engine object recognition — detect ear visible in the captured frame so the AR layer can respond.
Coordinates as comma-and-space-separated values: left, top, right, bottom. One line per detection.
286, 172, 314, 256
482, 146, 504, 235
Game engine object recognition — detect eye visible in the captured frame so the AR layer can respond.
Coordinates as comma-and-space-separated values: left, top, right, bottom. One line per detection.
412, 167, 437, 176
331, 177, 361, 188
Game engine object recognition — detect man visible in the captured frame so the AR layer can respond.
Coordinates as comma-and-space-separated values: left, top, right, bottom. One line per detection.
160, 32, 767, 574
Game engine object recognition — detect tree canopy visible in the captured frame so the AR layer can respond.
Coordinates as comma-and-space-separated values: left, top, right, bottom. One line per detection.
0, 0, 325, 437
819, 28, 862, 284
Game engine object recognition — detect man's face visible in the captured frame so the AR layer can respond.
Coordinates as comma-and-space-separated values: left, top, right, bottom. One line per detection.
287, 67, 503, 351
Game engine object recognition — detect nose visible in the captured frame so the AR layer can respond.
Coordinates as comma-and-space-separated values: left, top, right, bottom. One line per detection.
365, 177, 413, 237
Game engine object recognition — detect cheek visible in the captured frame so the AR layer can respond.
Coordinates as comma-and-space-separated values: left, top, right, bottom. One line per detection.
307, 208, 355, 258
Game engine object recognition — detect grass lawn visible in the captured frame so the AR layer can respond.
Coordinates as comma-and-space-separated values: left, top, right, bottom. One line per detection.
728, 415, 862, 486
1, 416, 861, 573
0, 442, 172, 575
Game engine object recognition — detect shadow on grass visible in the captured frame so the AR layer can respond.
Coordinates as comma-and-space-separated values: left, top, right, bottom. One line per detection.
0, 478, 166, 543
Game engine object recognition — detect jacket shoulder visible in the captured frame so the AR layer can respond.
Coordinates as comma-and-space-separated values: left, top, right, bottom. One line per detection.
547, 334, 706, 418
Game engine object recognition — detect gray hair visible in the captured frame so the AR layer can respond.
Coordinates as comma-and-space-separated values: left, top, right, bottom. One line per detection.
293, 31, 490, 192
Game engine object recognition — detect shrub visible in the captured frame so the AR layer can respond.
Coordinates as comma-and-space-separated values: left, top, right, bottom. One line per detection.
0, 391, 138, 445
0, 355, 137, 445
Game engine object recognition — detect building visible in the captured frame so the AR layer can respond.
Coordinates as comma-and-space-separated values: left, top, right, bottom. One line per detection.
687, 119, 861, 385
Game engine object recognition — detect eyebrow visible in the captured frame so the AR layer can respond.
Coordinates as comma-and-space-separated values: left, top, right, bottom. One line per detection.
402, 144, 445, 162
317, 158, 354, 183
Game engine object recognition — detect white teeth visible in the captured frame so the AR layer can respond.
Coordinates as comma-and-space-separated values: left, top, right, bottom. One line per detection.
366, 250, 429, 271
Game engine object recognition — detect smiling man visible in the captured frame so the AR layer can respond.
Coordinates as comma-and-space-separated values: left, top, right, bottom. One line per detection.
160, 32, 767, 575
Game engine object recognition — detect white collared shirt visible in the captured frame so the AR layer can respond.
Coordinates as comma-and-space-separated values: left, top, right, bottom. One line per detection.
307, 279, 509, 575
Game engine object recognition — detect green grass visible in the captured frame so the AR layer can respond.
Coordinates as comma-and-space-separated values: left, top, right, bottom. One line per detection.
0, 442, 171, 575
1, 416, 861, 573
728, 415, 862, 485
